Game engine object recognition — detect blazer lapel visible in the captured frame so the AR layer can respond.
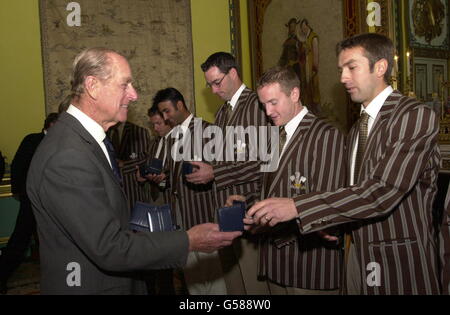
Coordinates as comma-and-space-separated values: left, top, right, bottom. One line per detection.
354, 90, 399, 182
266, 113, 313, 195
60, 113, 125, 191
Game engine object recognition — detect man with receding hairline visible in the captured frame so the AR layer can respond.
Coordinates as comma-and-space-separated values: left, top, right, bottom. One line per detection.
26, 48, 241, 294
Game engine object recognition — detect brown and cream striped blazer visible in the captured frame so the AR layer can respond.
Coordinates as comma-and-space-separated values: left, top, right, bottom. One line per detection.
259, 112, 346, 290
295, 91, 441, 294
440, 185, 450, 294
108, 122, 150, 210
213, 87, 270, 208
165, 117, 216, 230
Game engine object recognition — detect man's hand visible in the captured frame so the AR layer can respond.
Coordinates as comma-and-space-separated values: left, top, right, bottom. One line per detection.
317, 231, 339, 242
185, 161, 214, 184
145, 173, 166, 184
135, 166, 146, 183
135, 166, 166, 184
247, 198, 298, 227
224, 194, 246, 207
187, 223, 242, 253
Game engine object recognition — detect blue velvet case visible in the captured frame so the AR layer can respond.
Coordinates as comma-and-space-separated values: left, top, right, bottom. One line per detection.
130, 202, 174, 232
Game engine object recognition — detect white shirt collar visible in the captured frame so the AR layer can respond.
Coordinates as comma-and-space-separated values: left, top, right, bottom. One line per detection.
229, 84, 246, 110
181, 114, 194, 131
279, 106, 308, 159
361, 86, 393, 122
284, 106, 309, 139
67, 105, 107, 144
164, 129, 173, 140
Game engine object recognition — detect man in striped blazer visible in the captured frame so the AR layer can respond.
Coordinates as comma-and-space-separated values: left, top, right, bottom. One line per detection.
186, 52, 271, 294
107, 120, 150, 210
440, 185, 450, 294
152, 87, 226, 294
134, 105, 173, 205
247, 33, 441, 294
229, 66, 346, 294
135, 105, 175, 295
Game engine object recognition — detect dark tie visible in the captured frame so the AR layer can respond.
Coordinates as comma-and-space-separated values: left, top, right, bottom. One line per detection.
223, 102, 233, 124
354, 111, 369, 184
103, 136, 122, 184
110, 127, 121, 153
265, 126, 287, 194
279, 126, 287, 154
345, 110, 369, 271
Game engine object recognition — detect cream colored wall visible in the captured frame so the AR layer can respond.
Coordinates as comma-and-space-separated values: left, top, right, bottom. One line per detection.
191, 0, 253, 123
0, 0, 45, 164
191, 0, 231, 123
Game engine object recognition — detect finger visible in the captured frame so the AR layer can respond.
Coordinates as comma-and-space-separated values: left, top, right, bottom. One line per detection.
189, 161, 202, 168
243, 217, 254, 225
247, 200, 267, 217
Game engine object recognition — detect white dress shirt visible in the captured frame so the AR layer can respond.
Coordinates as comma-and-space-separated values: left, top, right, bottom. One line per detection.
229, 84, 246, 110
281, 106, 309, 159
350, 86, 393, 185
155, 129, 173, 167
66, 105, 112, 168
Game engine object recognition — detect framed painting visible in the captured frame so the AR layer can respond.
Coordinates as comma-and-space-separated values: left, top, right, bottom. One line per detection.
247, 0, 382, 131
408, 0, 450, 58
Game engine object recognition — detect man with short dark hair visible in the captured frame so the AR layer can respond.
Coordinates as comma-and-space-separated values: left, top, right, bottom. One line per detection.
247, 33, 441, 295
149, 87, 227, 295
0, 112, 58, 294
188, 52, 270, 294
26, 48, 241, 295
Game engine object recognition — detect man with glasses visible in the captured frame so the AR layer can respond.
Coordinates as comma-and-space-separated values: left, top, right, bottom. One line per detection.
185, 52, 270, 294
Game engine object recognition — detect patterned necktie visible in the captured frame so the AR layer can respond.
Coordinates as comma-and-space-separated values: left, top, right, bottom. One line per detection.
354, 111, 369, 184
279, 126, 287, 155
103, 136, 122, 184
265, 126, 288, 194
223, 102, 233, 124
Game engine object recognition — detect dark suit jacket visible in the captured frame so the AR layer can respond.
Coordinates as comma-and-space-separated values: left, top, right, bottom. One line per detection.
259, 112, 346, 290
213, 88, 270, 208
27, 112, 188, 294
11, 132, 44, 195
294, 91, 441, 294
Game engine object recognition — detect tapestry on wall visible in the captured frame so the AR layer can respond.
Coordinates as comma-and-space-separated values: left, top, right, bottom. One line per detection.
39, 0, 194, 129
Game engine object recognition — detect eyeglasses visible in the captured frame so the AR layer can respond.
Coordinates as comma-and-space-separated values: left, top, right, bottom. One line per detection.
206, 72, 228, 89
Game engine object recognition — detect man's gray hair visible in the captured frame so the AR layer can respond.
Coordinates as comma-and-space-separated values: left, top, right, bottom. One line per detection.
70, 47, 120, 98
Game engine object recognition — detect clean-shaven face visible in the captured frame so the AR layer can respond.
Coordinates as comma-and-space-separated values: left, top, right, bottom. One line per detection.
338, 46, 380, 107
204, 66, 234, 101
258, 82, 300, 126
149, 113, 172, 137
96, 53, 138, 128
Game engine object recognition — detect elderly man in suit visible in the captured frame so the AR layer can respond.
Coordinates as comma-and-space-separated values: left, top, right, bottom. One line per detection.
228, 66, 346, 294
26, 48, 241, 295
186, 52, 270, 294
247, 33, 441, 295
